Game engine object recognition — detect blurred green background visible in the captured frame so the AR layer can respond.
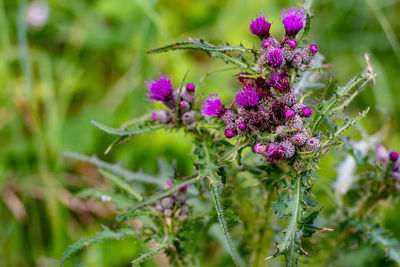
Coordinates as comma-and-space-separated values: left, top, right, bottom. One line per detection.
1, 0, 400, 266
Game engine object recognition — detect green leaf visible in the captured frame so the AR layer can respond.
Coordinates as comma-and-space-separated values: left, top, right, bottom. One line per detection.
64, 152, 165, 186
210, 181, 240, 266
272, 174, 323, 267
75, 189, 136, 210
99, 169, 143, 201
370, 227, 400, 265
91, 119, 163, 137
149, 37, 251, 69
116, 211, 155, 221
131, 237, 172, 266
194, 139, 240, 265
121, 175, 200, 213
61, 226, 137, 265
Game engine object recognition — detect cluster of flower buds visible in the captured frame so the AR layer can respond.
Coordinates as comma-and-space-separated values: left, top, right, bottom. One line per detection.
251, 8, 318, 73
200, 7, 320, 164
376, 145, 400, 188
147, 74, 197, 130
154, 180, 190, 220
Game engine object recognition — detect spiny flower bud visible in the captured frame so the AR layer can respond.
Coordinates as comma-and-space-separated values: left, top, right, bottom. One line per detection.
238, 122, 247, 130
266, 143, 286, 163
376, 144, 389, 164
389, 151, 399, 162
292, 103, 306, 114
181, 86, 196, 104
280, 91, 297, 106
179, 100, 190, 113
293, 158, 306, 171
222, 111, 238, 129
288, 40, 296, 49
281, 140, 295, 158
186, 83, 195, 92
301, 107, 312, 117
153, 110, 172, 124
225, 128, 237, 138
303, 137, 320, 152
263, 40, 272, 48
182, 111, 196, 130
286, 114, 303, 129
254, 143, 267, 154
290, 132, 308, 146
309, 44, 318, 54
285, 109, 296, 119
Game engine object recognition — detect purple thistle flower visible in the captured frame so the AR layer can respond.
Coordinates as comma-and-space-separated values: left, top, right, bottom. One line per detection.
180, 185, 188, 191
166, 180, 173, 187
390, 151, 399, 162
235, 87, 260, 108
250, 13, 271, 39
301, 107, 312, 117
281, 8, 307, 36
269, 72, 291, 93
287, 40, 297, 49
267, 49, 283, 67
238, 121, 247, 130
310, 44, 318, 54
263, 40, 272, 48
201, 94, 225, 117
151, 112, 157, 120
186, 83, 195, 91
145, 73, 173, 102
225, 128, 237, 138
266, 143, 286, 163
254, 143, 267, 154
285, 109, 296, 119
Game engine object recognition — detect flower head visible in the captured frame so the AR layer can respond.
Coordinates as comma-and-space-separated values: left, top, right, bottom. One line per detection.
309, 44, 318, 54
186, 83, 196, 92
201, 94, 225, 117
238, 122, 247, 130
250, 13, 271, 39
267, 49, 283, 68
225, 128, 237, 138
390, 151, 399, 162
285, 109, 296, 119
301, 107, 312, 117
145, 73, 173, 102
266, 143, 286, 163
287, 40, 297, 49
281, 8, 307, 36
269, 72, 291, 93
254, 143, 267, 154
235, 87, 260, 108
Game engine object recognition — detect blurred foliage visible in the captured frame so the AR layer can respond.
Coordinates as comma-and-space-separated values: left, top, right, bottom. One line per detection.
0, 0, 399, 266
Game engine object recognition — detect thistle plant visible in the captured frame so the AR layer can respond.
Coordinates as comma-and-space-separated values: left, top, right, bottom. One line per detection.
62, 3, 400, 267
